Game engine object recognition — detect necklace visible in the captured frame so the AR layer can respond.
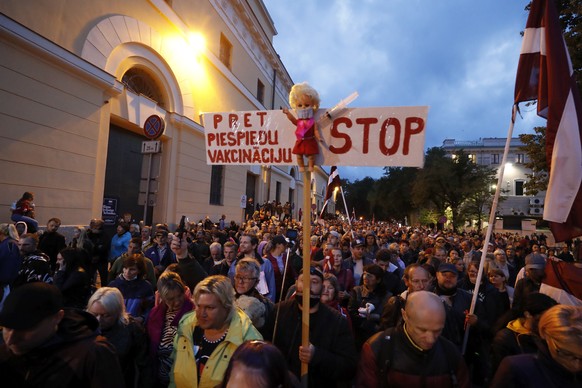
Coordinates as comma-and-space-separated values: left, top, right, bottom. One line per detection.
202, 329, 228, 344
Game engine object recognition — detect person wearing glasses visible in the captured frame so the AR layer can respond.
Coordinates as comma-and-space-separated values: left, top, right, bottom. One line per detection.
491, 304, 582, 387
233, 258, 273, 331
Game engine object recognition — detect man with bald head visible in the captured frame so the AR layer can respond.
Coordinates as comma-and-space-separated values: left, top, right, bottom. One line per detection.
357, 291, 470, 387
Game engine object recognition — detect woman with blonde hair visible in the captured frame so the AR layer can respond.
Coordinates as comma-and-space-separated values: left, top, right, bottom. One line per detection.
87, 287, 151, 387
491, 304, 582, 387
170, 275, 262, 388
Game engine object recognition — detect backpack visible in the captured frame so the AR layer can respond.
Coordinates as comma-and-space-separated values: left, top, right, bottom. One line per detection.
375, 329, 460, 388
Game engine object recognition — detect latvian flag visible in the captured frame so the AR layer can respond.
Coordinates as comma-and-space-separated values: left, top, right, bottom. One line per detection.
540, 260, 582, 306
514, 0, 582, 242
320, 166, 341, 217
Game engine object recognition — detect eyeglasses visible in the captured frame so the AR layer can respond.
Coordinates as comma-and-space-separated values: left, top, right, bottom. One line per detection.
548, 337, 582, 363
234, 275, 257, 283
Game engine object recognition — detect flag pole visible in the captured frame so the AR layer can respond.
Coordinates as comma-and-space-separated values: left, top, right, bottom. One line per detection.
319, 199, 329, 219
462, 105, 517, 354
340, 187, 353, 230
301, 170, 311, 385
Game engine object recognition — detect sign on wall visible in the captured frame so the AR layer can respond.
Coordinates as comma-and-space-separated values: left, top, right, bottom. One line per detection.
202, 106, 428, 167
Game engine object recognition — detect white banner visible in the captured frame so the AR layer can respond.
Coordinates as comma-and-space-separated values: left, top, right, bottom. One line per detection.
203, 106, 428, 167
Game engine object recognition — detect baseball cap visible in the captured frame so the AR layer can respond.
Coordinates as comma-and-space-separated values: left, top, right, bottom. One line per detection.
437, 263, 458, 275
0, 283, 64, 330
525, 254, 546, 270
436, 236, 446, 243
329, 231, 340, 239
351, 237, 365, 248
299, 266, 324, 280
272, 235, 288, 246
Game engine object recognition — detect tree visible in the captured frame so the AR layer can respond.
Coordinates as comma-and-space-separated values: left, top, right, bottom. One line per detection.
372, 167, 418, 223
412, 148, 497, 232
556, 0, 582, 96
343, 177, 377, 220
459, 174, 499, 233
519, 126, 548, 195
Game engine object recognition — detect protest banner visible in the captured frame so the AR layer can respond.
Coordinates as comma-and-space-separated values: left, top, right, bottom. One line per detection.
203, 106, 428, 167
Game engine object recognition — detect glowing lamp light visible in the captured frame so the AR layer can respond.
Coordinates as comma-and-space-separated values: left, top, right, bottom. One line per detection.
188, 33, 206, 59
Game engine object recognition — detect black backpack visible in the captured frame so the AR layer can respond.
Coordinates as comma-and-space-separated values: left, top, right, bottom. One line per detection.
375, 329, 459, 388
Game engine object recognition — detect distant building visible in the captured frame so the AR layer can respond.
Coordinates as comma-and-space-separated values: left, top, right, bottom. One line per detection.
442, 138, 545, 219
0, 0, 328, 227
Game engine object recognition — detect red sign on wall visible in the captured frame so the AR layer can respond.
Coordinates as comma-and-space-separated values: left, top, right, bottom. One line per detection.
143, 115, 165, 139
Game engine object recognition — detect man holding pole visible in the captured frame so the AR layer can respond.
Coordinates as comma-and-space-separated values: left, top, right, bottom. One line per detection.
265, 266, 357, 386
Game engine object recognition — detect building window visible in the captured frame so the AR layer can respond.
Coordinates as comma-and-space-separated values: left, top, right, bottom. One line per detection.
492, 153, 499, 164
121, 67, 165, 108
219, 34, 232, 69
210, 165, 224, 205
257, 79, 265, 105
275, 181, 281, 203
517, 154, 525, 164
515, 180, 525, 196
468, 154, 476, 163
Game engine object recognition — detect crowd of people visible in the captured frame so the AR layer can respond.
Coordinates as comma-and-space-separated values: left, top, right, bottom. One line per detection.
0, 201, 581, 387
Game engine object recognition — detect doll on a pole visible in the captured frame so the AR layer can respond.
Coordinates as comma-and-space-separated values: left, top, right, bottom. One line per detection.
283, 82, 321, 172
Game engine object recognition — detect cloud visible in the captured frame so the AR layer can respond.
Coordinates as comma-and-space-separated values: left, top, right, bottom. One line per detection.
263, 0, 538, 181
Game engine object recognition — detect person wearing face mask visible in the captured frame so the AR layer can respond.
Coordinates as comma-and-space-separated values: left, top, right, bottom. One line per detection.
264, 266, 357, 387
282, 82, 321, 172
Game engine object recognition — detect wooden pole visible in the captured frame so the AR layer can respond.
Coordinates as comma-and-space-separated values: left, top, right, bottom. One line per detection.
301, 171, 311, 386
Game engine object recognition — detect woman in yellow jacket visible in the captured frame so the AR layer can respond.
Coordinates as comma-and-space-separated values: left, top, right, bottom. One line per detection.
169, 275, 262, 388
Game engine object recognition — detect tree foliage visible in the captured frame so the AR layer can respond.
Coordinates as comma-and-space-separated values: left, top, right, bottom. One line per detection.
411, 148, 497, 232
518, 126, 548, 195
342, 177, 377, 220
373, 167, 418, 222
557, 0, 582, 96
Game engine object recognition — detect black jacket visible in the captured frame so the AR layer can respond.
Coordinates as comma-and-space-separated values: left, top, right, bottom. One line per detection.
357, 326, 471, 388
265, 300, 357, 387
0, 309, 124, 387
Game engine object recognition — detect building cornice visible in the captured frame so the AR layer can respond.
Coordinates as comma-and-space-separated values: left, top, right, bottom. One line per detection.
0, 13, 119, 94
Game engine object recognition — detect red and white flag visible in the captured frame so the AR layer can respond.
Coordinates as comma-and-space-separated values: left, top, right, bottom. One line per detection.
514, 0, 582, 242
540, 260, 582, 306
320, 166, 341, 217
324, 166, 341, 202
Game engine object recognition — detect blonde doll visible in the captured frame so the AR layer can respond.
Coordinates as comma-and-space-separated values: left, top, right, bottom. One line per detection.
283, 82, 321, 172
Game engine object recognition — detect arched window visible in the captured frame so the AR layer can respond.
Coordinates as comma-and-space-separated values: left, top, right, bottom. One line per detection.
122, 67, 166, 108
